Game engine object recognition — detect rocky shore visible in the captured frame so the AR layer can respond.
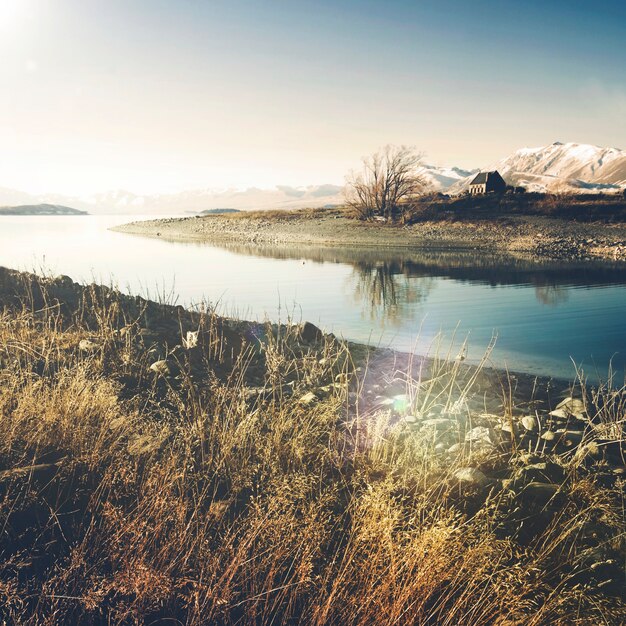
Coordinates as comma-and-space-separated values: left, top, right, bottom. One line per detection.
1, 266, 625, 621
2, 266, 623, 510
113, 207, 626, 262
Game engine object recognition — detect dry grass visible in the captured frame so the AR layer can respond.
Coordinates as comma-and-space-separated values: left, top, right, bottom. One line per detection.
214, 206, 348, 221
0, 268, 624, 625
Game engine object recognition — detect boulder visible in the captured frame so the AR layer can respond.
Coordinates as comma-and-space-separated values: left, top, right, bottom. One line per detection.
454, 467, 489, 487
299, 321, 324, 344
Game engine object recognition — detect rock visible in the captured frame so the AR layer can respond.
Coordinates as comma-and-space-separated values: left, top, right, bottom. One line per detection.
518, 481, 560, 502
500, 421, 518, 435
574, 442, 603, 463
556, 397, 586, 418
517, 462, 564, 484
149, 359, 171, 376
299, 321, 324, 344
375, 397, 395, 407
518, 452, 542, 465
447, 442, 470, 455
549, 408, 568, 419
403, 415, 418, 424
520, 415, 539, 432
298, 391, 317, 406
541, 430, 557, 441
465, 426, 495, 446
555, 428, 585, 445
79, 338, 99, 353
421, 418, 455, 431
454, 467, 489, 487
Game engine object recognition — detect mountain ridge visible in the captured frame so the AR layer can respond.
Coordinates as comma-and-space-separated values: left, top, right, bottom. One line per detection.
1, 142, 624, 214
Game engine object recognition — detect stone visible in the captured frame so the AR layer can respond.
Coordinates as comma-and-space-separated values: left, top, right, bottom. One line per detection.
298, 391, 317, 406
556, 397, 586, 417
454, 467, 489, 487
465, 426, 494, 446
555, 429, 584, 444
421, 418, 455, 431
149, 359, 171, 376
447, 442, 470, 455
299, 321, 324, 344
79, 338, 99, 353
520, 415, 539, 432
500, 421, 518, 435
518, 481, 559, 502
541, 431, 557, 441
517, 462, 564, 484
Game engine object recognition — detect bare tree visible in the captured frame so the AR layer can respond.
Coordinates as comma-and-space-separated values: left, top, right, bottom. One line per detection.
344, 145, 426, 222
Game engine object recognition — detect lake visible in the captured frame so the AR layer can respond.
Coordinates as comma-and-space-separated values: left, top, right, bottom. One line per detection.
1, 215, 625, 382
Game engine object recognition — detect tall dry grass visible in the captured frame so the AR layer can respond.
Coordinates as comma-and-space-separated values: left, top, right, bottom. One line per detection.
0, 269, 624, 625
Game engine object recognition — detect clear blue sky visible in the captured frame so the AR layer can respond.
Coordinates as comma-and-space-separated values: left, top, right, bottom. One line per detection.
1, 0, 624, 194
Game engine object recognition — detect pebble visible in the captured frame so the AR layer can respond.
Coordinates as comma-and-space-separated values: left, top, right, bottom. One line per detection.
520, 415, 538, 432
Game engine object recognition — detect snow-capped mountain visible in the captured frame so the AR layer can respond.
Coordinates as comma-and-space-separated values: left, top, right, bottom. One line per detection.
417, 164, 478, 192
451, 142, 626, 194
2, 142, 624, 214
0, 185, 346, 215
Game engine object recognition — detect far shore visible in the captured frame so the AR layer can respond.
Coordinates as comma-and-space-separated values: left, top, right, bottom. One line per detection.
112, 206, 626, 262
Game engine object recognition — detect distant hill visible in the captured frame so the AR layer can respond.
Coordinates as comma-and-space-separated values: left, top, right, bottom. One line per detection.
0, 203, 88, 216
198, 208, 241, 215
1, 142, 625, 215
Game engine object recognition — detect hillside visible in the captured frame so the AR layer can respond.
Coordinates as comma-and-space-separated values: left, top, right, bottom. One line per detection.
0, 203, 88, 216
452, 142, 626, 194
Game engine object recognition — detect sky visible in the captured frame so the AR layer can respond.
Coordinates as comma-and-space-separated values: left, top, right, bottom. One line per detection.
1, 0, 625, 196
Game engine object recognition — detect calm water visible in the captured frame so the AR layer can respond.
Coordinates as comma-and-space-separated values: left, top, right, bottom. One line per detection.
1, 215, 625, 382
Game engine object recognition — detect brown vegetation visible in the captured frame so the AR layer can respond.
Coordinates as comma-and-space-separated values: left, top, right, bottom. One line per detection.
0, 268, 625, 624
405, 192, 626, 224
345, 146, 426, 221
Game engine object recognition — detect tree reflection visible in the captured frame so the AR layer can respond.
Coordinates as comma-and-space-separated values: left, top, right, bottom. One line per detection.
348, 260, 435, 325
534, 284, 569, 306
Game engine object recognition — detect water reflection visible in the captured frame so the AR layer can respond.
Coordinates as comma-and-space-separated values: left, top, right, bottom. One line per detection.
348, 260, 435, 325
203, 241, 626, 316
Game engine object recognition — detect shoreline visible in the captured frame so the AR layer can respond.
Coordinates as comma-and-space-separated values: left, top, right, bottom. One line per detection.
2, 266, 626, 622
112, 207, 626, 262
0, 265, 582, 404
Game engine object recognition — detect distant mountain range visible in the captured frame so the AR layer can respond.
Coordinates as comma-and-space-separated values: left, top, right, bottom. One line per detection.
0, 142, 624, 215
0, 203, 88, 216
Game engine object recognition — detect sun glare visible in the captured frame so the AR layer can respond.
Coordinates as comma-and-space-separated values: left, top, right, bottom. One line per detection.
0, 0, 29, 31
